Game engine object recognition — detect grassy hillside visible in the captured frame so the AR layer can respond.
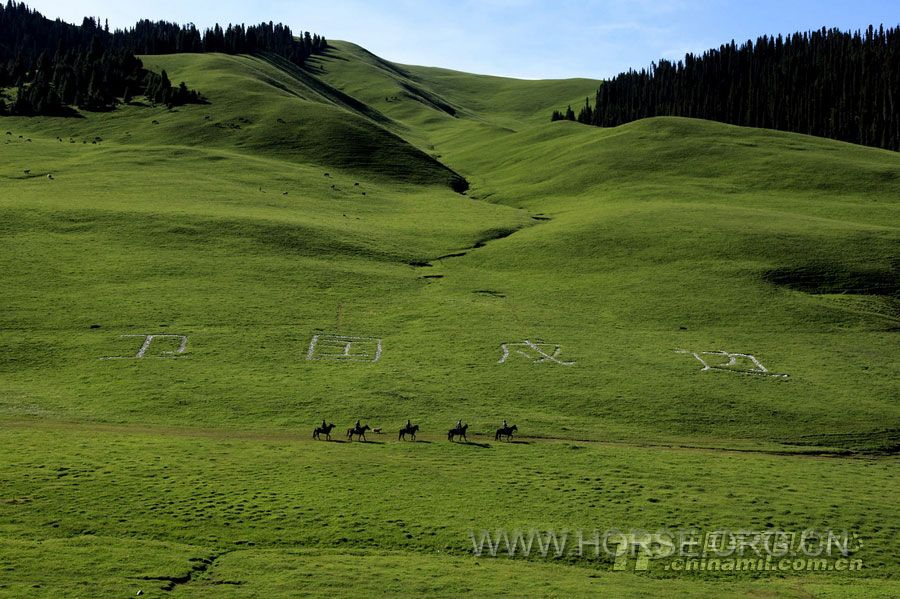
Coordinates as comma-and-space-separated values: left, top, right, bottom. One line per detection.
5, 52, 467, 190
0, 39, 898, 597
316, 42, 900, 449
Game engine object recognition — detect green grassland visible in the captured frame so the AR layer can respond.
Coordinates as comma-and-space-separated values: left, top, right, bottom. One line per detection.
0, 39, 898, 597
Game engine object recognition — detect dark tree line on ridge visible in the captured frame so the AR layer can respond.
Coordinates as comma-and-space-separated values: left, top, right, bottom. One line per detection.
0, 1, 326, 116
121, 19, 326, 62
553, 26, 900, 152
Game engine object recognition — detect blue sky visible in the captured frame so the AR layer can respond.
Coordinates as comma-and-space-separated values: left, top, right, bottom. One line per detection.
27, 0, 900, 79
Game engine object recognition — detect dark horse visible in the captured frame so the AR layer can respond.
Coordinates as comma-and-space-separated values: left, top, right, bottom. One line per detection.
495, 424, 518, 441
313, 422, 336, 440
347, 424, 371, 442
448, 423, 468, 442
399, 424, 419, 441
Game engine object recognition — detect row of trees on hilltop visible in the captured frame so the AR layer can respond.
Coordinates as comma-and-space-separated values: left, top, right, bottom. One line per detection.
0, 2, 204, 115
0, 42, 200, 115
0, 1, 326, 116
119, 20, 326, 66
554, 26, 900, 152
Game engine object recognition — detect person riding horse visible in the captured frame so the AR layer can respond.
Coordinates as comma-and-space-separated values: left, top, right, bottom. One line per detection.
448, 421, 468, 442
400, 420, 419, 441
313, 421, 336, 440
347, 421, 371, 442
495, 422, 518, 441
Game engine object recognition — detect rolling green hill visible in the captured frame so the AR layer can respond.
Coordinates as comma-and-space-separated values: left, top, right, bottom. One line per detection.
0, 39, 897, 598
5, 51, 468, 190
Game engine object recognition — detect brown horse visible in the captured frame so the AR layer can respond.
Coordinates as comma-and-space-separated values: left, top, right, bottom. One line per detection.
495, 424, 518, 441
347, 424, 371, 442
399, 423, 419, 441
448, 423, 468, 442
313, 422, 336, 440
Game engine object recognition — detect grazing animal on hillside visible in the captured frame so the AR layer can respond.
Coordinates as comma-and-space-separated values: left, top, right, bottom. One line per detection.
23, 169, 30, 174
313, 422, 336, 440
372, 427, 383, 434
399, 423, 419, 441
347, 423, 371, 442
448, 423, 468, 442
495, 424, 518, 441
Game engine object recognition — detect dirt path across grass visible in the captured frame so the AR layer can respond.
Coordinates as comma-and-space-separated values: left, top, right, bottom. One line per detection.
1, 418, 888, 460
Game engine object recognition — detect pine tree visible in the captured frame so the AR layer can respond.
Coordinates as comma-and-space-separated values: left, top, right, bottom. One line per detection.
577, 97, 593, 123
0, 3, 324, 116
84, 71, 99, 108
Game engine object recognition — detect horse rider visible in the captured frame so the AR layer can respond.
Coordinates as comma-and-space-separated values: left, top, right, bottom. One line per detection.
321, 419, 327, 430
502, 419, 508, 429
406, 419, 412, 430
355, 419, 361, 430
455, 419, 462, 430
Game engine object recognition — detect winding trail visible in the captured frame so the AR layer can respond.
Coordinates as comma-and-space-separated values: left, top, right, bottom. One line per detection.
136, 551, 230, 592
413, 214, 550, 271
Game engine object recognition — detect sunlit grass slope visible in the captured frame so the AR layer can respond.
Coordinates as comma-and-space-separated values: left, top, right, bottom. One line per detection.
311, 41, 602, 147
0, 40, 898, 598
1, 423, 897, 597
313, 43, 900, 449
7, 51, 467, 189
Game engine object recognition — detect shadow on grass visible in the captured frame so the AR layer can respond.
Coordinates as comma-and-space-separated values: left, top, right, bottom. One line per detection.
450, 440, 492, 449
